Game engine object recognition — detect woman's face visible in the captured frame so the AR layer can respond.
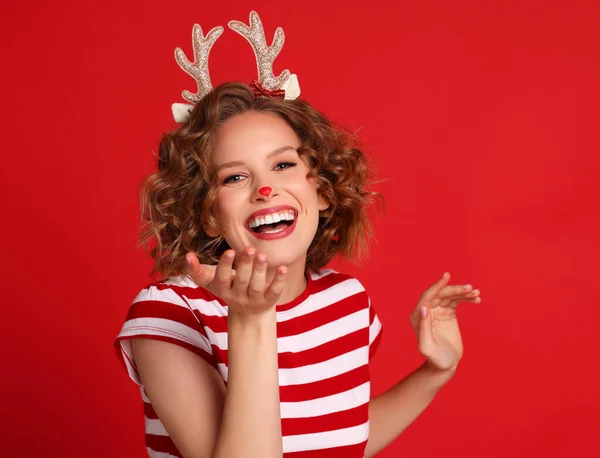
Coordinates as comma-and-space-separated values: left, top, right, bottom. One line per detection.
208, 111, 328, 268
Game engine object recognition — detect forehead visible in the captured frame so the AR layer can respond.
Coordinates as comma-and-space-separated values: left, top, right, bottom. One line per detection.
212, 111, 301, 164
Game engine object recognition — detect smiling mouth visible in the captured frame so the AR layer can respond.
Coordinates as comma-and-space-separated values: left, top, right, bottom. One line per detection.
247, 209, 297, 234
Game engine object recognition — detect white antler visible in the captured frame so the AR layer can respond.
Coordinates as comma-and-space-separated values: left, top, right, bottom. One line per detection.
228, 11, 291, 91
174, 24, 224, 103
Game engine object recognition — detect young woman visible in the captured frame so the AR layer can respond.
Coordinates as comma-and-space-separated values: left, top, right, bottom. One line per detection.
114, 12, 482, 458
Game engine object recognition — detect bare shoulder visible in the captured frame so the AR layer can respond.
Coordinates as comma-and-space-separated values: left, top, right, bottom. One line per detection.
131, 338, 226, 458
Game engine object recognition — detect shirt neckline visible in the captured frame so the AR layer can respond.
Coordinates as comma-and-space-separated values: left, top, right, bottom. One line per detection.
276, 271, 313, 312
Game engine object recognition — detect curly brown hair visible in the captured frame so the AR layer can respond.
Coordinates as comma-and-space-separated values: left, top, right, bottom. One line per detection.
138, 82, 381, 280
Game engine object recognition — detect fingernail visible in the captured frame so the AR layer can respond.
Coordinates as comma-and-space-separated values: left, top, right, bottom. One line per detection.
421, 306, 427, 317
257, 254, 266, 263
225, 251, 235, 259
463, 284, 472, 289
186, 255, 192, 267
443, 272, 449, 278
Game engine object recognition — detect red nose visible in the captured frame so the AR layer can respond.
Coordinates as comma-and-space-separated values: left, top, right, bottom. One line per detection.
258, 186, 272, 197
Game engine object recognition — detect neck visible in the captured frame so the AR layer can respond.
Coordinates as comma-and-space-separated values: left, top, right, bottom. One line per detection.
266, 255, 308, 305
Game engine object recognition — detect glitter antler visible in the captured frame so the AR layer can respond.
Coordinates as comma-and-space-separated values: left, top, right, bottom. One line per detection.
174, 24, 224, 103
228, 11, 298, 95
171, 12, 300, 123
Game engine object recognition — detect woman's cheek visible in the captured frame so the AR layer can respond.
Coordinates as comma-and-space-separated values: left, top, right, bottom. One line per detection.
217, 188, 245, 219
214, 190, 231, 220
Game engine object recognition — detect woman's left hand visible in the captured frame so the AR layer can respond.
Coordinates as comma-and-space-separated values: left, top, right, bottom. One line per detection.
409, 272, 482, 373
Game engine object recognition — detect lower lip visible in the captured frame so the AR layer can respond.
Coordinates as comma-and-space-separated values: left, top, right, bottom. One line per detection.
246, 217, 297, 240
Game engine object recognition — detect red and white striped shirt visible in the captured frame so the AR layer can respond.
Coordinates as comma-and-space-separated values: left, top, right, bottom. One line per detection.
115, 269, 383, 458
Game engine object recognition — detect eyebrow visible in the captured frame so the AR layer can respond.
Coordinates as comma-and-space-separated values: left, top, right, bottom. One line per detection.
215, 145, 298, 174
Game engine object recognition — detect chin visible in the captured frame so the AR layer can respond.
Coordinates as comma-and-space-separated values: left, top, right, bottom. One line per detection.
261, 245, 308, 269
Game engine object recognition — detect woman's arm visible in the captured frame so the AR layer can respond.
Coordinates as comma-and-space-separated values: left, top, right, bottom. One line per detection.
215, 308, 282, 458
132, 308, 281, 458
364, 361, 454, 458
365, 272, 482, 456
132, 338, 225, 458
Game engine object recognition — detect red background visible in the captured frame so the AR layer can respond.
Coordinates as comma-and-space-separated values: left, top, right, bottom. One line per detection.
1, 0, 599, 456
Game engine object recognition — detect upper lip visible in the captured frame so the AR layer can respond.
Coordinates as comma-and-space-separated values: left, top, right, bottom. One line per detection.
245, 205, 298, 227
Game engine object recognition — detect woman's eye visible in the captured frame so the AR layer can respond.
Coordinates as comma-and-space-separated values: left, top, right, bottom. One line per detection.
274, 162, 297, 171
223, 174, 245, 184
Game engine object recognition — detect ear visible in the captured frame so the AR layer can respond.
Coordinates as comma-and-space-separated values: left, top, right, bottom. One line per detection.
203, 223, 220, 238
202, 213, 221, 238
315, 180, 330, 212
317, 192, 330, 212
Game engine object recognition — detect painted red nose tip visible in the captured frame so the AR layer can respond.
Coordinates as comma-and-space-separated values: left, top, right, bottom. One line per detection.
258, 186, 272, 197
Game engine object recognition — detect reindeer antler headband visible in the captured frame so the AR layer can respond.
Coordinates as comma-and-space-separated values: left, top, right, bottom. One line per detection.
171, 11, 301, 123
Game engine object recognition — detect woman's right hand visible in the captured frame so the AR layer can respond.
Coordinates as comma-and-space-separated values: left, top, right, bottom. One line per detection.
185, 248, 287, 316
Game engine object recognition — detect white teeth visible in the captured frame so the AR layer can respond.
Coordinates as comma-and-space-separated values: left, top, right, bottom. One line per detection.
247, 209, 296, 229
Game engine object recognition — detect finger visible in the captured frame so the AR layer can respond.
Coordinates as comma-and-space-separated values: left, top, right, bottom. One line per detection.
264, 266, 287, 304
185, 253, 217, 287
248, 253, 267, 301
437, 283, 475, 298
432, 289, 481, 307
421, 272, 452, 303
418, 305, 435, 357
232, 247, 256, 294
438, 295, 482, 308
214, 250, 236, 290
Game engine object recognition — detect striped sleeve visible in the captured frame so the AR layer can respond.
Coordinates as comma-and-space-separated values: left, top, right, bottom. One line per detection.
114, 282, 215, 386
368, 296, 383, 360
